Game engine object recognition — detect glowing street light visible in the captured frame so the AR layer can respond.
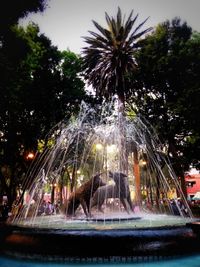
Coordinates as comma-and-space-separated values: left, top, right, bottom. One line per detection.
96, 143, 103, 150
141, 160, 147, 166
26, 152, 35, 160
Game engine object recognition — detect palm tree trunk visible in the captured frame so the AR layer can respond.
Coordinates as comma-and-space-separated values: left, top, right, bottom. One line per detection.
118, 98, 128, 174
118, 97, 141, 206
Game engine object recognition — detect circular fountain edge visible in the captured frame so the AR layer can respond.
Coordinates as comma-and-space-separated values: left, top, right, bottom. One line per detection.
77, 215, 142, 222
1, 222, 200, 262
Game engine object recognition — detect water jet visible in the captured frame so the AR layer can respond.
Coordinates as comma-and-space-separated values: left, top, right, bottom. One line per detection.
1, 100, 199, 262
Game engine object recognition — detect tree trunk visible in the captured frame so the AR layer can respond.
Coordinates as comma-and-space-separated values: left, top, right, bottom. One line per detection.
118, 99, 128, 174
51, 186, 55, 204
168, 141, 187, 199
133, 147, 141, 206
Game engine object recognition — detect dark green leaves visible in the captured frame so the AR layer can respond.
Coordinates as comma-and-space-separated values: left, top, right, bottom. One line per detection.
82, 7, 152, 102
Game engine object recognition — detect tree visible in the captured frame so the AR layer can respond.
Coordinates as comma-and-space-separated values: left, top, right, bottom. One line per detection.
81, 7, 152, 204
0, 0, 48, 207
19, 24, 86, 133
82, 7, 152, 104
0, 23, 86, 207
0, 0, 47, 36
129, 18, 200, 197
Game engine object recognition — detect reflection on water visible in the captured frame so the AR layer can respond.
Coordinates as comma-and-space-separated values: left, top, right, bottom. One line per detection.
1, 254, 200, 267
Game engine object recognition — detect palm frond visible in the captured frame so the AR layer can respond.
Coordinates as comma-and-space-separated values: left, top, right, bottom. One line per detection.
129, 27, 153, 44
88, 31, 108, 43
131, 16, 151, 37
124, 13, 138, 38
117, 7, 122, 31
105, 12, 112, 28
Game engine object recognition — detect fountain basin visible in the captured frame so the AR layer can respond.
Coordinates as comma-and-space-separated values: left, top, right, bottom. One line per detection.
1, 215, 200, 262
6, 101, 198, 262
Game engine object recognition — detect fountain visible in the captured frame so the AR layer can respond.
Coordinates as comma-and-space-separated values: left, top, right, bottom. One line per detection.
1, 99, 200, 262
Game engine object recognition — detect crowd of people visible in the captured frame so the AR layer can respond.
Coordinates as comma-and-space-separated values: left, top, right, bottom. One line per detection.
0, 198, 61, 222
37, 200, 60, 216
1, 195, 200, 221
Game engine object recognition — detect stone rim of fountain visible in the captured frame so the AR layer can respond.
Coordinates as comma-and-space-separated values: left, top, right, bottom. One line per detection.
1, 219, 200, 263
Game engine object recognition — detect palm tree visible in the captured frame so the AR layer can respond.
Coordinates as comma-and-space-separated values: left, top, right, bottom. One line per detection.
81, 7, 152, 205
81, 7, 152, 104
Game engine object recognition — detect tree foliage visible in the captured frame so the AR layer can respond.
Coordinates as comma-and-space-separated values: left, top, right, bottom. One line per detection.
0, 0, 47, 36
81, 7, 152, 103
0, 0, 48, 206
130, 18, 200, 171
0, 22, 85, 206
